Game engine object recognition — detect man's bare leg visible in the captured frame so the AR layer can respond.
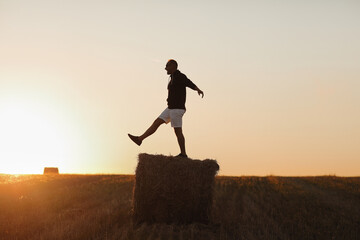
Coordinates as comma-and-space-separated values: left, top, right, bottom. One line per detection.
139, 118, 165, 141
128, 118, 165, 146
174, 127, 187, 156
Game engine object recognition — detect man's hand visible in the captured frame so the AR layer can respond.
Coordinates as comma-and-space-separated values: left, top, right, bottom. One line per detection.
197, 89, 204, 98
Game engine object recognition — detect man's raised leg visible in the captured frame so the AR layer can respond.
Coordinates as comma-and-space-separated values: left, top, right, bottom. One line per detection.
128, 118, 165, 146
139, 118, 165, 141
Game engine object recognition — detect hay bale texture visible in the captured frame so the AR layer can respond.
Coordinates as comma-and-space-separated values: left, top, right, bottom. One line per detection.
133, 153, 219, 224
43, 167, 59, 174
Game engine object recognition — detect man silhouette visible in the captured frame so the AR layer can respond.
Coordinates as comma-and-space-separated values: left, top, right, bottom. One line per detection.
128, 59, 204, 157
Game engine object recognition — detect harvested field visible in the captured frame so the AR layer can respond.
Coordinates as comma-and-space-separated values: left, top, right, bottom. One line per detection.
0, 174, 359, 240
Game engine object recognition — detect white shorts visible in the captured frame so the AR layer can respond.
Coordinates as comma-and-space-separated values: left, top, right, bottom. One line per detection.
158, 108, 186, 128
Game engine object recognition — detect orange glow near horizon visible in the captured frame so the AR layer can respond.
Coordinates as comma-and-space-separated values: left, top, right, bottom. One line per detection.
0, 98, 79, 174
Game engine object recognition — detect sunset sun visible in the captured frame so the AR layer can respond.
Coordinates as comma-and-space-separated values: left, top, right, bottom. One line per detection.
0, 100, 76, 174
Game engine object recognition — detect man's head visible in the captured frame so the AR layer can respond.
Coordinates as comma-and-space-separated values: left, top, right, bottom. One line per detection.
165, 59, 178, 75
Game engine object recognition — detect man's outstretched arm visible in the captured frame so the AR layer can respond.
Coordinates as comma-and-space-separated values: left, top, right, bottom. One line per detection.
185, 77, 204, 98
195, 86, 204, 98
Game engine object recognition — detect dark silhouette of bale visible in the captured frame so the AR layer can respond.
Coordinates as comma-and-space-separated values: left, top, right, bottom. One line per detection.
133, 153, 219, 224
43, 167, 59, 174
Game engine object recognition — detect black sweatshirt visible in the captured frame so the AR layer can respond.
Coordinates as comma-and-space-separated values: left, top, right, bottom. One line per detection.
167, 70, 198, 110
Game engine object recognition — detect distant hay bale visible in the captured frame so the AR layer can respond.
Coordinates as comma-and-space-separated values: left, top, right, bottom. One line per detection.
43, 167, 59, 175
133, 153, 219, 224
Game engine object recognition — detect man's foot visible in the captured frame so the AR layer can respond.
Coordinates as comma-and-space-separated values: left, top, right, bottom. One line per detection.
128, 134, 142, 146
176, 153, 188, 158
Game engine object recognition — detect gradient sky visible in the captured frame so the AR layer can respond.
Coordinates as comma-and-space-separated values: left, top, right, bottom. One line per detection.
0, 0, 359, 175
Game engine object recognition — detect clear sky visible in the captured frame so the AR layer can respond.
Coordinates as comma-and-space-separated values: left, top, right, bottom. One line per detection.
1, 0, 359, 175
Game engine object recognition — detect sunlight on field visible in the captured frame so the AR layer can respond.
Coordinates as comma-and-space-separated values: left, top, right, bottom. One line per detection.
0, 174, 45, 184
